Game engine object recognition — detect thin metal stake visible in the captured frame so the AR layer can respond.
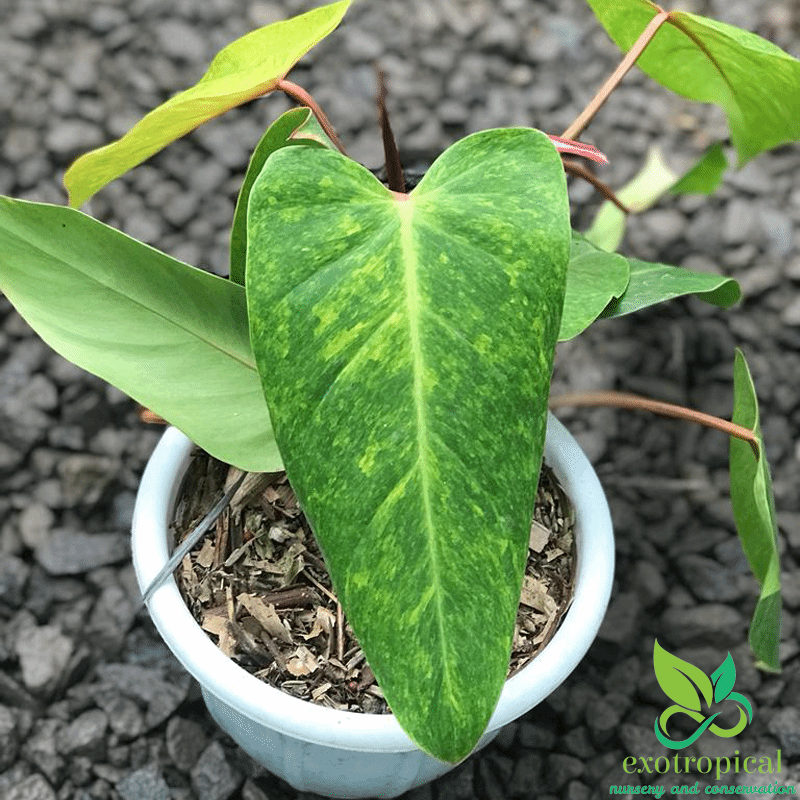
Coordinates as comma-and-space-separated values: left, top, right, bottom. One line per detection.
139, 472, 246, 608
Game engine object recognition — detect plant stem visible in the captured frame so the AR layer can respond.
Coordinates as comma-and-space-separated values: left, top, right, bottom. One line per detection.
562, 160, 630, 213
549, 390, 760, 458
139, 408, 166, 424
277, 79, 348, 155
561, 9, 670, 141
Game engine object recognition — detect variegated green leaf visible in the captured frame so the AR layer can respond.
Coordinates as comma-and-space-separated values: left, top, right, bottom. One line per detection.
246, 129, 570, 761
230, 107, 332, 285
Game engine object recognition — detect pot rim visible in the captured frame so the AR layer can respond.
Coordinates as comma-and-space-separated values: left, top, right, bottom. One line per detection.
131, 412, 614, 754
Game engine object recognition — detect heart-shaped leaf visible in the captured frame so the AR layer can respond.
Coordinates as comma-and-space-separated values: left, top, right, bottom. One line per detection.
601, 258, 740, 319
730, 349, 781, 671
586, 1, 800, 164
653, 639, 713, 712
559, 232, 629, 341
230, 108, 332, 285
246, 129, 570, 761
711, 652, 736, 703
0, 197, 278, 473
63, 0, 350, 207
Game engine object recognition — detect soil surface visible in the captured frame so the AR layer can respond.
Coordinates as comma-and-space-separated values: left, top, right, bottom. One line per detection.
173, 455, 574, 714
1, 1, 800, 799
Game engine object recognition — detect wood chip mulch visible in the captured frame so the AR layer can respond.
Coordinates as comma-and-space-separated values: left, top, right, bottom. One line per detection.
174, 454, 576, 715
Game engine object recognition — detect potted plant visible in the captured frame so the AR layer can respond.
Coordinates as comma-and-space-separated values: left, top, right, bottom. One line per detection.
0, 0, 791, 795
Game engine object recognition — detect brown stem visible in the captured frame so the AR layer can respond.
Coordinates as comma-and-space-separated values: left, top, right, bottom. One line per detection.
561, 9, 670, 141
376, 67, 406, 193
139, 407, 167, 424
549, 390, 760, 458
277, 79, 348, 155
562, 159, 630, 213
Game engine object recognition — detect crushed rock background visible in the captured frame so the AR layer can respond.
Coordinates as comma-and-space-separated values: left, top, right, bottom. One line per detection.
1, 0, 800, 798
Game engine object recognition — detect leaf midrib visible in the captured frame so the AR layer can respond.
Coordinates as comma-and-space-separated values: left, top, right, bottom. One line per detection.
396, 197, 455, 706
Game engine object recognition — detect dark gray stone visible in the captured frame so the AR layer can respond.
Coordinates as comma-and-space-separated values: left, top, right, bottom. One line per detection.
240, 780, 273, 800
618, 723, 669, 760
492, 720, 517, 750
781, 296, 800, 326
604, 657, 642, 697
0, 669, 38, 710
516, 718, 557, 750
767, 707, 800, 758
560, 726, 596, 759
435, 760, 474, 800
630, 560, 667, 608
117, 763, 171, 800
36, 530, 129, 575
56, 455, 118, 506
779, 511, 800, 553
564, 780, 591, 800
0, 705, 19, 771
56, 709, 108, 760
546, 753, 584, 790
156, 20, 207, 61
475, 758, 506, 800
21, 719, 65, 786
0, 554, 30, 607
660, 604, 745, 647
6, 774, 57, 800
596, 592, 642, 648
166, 716, 208, 773
507, 751, 544, 798
190, 742, 241, 800
94, 693, 145, 741
17, 503, 55, 550
15, 623, 74, 696
586, 694, 628, 744
0, 441, 24, 471
95, 663, 190, 730
87, 584, 137, 657
639, 208, 687, 247
676, 554, 748, 602
44, 120, 104, 158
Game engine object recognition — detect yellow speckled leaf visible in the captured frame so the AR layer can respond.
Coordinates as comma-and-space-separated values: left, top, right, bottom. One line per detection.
246, 129, 570, 761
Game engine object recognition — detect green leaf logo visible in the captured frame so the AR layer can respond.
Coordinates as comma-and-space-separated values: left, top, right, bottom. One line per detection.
711, 652, 736, 703
653, 641, 752, 749
653, 639, 713, 712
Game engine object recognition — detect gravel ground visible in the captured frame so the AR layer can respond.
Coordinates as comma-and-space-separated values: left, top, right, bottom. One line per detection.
1, 0, 800, 798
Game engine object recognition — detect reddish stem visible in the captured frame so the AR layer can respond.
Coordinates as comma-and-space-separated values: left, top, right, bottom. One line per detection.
562, 160, 630, 213
561, 9, 671, 141
549, 391, 760, 458
548, 135, 608, 165
277, 79, 348, 155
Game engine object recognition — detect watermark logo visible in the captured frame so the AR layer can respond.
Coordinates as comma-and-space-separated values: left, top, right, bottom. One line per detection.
653, 640, 753, 749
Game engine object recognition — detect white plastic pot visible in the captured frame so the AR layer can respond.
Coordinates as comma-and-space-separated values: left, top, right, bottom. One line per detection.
131, 413, 614, 799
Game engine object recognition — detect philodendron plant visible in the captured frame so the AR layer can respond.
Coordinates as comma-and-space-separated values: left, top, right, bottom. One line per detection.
0, 0, 795, 763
